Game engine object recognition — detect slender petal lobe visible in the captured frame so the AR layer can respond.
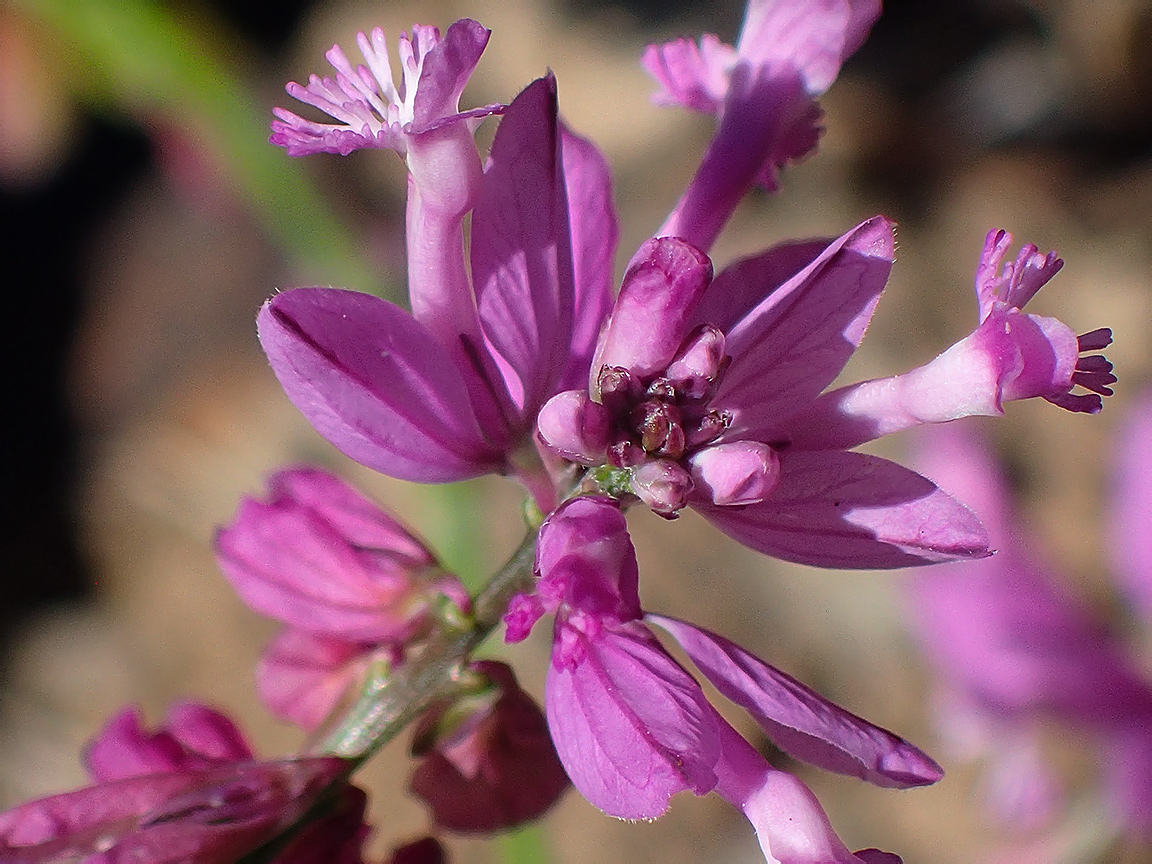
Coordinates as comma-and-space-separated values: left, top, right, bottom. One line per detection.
699, 450, 991, 568
649, 614, 942, 788
259, 288, 504, 482
471, 75, 575, 421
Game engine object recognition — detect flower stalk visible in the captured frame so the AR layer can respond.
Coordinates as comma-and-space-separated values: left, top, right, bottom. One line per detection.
318, 527, 540, 761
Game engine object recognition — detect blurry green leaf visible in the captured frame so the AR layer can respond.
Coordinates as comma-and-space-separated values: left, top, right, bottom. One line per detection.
497, 822, 552, 864
17, 0, 380, 292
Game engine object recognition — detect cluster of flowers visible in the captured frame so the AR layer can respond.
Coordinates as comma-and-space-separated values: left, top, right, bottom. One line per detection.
904, 402, 1152, 861
0, 1, 1115, 862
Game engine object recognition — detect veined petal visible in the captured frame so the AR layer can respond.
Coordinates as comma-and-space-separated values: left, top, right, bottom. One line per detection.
641, 34, 735, 114
0, 759, 347, 863
472, 75, 575, 424
647, 615, 942, 788
258, 288, 505, 483
691, 238, 827, 335
558, 124, 618, 392
698, 450, 991, 569
711, 217, 893, 443
267, 468, 434, 563
545, 623, 721, 819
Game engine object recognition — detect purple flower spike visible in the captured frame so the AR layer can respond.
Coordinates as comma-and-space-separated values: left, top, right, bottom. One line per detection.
907, 424, 1152, 833
540, 217, 993, 567
784, 229, 1115, 451
645, 0, 881, 250
270, 19, 501, 157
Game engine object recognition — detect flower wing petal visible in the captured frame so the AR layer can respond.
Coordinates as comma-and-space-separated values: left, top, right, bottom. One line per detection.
545, 625, 720, 819
472, 75, 575, 421
697, 450, 991, 568
259, 288, 504, 482
409, 19, 492, 132
713, 217, 893, 443
648, 615, 942, 788
558, 124, 618, 392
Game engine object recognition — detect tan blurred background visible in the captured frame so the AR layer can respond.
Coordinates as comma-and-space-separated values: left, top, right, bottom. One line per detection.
1, 0, 1151, 861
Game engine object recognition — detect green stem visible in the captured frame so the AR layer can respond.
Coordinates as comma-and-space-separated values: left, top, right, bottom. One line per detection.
317, 527, 538, 761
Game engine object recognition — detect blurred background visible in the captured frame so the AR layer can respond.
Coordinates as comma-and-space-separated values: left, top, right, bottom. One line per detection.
1, 0, 1150, 861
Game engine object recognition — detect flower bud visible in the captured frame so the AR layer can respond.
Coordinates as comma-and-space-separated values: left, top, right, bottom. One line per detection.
409, 662, 569, 832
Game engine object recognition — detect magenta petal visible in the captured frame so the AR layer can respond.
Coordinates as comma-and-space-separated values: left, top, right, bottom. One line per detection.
698, 450, 991, 569
471, 75, 575, 422
216, 471, 440, 641
268, 468, 434, 563
1112, 390, 1152, 624
84, 704, 253, 782
409, 19, 491, 132
258, 288, 504, 482
641, 34, 734, 114
163, 703, 254, 764
594, 237, 714, 381
647, 614, 942, 788
712, 217, 893, 443
713, 724, 886, 864
658, 65, 812, 251
84, 707, 198, 781
559, 124, 618, 392
737, 0, 879, 93
536, 496, 641, 622
257, 629, 383, 732
0, 759, 345, 862
909, 555, 1152, 726
691, 238, 827, 335
545, 624, 720, 819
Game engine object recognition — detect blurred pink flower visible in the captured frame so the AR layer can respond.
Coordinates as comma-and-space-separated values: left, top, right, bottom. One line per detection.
906, 421, 1152, 837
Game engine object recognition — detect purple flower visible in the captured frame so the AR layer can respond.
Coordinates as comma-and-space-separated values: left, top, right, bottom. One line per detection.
0, 704, 365, 863
643, 0, 880, 251
408, 661, 569, 832
785, 230, 1114, 451
270, 19, 501, 158
505, 496, 934, 857
539, 219, 998, 567
216, 467, 468, 731
261, 75, 615, 505
906, 423, 1152, 834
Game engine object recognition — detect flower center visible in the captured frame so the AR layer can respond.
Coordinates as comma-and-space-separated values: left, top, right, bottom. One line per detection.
597, 324, 731, 470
